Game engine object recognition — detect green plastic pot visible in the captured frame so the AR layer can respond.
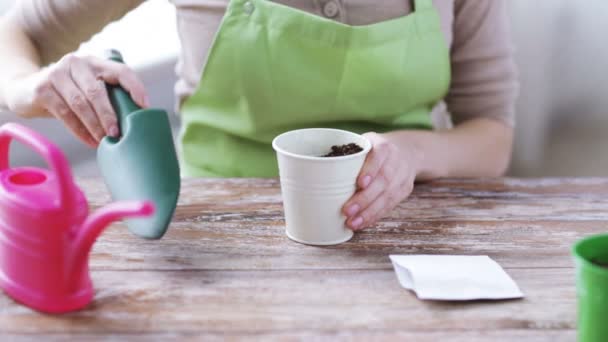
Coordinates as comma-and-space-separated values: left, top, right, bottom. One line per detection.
573, 234, 608, 342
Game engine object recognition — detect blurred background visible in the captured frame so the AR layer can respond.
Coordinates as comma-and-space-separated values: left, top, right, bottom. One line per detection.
0, 0, 607, 177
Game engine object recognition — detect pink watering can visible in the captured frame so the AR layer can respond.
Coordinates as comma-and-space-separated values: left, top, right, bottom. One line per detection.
0, 123, 154, 313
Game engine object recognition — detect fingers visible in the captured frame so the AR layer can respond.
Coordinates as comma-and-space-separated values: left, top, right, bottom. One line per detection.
91, 57, 149, 108
39, 86, 97, 147
344, 133, 416, 231
49, 55, 105, 142
347, 176, 412, 231
358, 132, 391, 189
343, 172, 386, 219
49, 72, 105, 143
16, 53, 148, 147
346, 190, 389, 231
70, 58, 119, 138
344, 172, 393, 231
344, 134, 397, 220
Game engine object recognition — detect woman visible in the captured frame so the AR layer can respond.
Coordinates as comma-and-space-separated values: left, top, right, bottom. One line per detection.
0, 0, 517, 231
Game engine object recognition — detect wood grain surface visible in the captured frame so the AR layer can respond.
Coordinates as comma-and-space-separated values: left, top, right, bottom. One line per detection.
2, 177, 605, 341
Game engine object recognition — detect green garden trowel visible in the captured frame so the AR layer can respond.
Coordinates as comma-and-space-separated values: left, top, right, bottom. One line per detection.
97, 50, 180, 239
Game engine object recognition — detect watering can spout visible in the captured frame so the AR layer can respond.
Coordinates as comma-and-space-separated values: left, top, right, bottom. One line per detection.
70, 201, 154, 281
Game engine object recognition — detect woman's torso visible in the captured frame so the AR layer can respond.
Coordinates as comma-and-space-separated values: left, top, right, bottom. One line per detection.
171, 0, 455, 114
15, 0, 515, 130
177, 0, 452, 176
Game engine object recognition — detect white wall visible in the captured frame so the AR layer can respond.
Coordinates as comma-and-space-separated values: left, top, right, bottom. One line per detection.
509, 0, 608, 176
0, 0, 12, 13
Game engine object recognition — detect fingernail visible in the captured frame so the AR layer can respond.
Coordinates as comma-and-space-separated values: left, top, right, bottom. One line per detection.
361, 175, 372, 188
346, 204, 360, 217
351, 217, 363, 229
109, 125, 119, 137
144, 95, 150, 107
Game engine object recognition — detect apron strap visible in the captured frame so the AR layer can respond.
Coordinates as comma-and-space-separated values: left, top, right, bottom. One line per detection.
413, 0, 433, 11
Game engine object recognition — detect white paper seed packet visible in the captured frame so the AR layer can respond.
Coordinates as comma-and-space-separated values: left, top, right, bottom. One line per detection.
389, 255, 524, 301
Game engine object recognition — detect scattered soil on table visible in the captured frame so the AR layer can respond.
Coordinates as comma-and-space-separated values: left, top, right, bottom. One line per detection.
591, 257, 608, 269
322, 143, 363, 157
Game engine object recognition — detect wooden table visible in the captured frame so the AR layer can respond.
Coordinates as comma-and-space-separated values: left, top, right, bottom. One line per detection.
2, 177, 605, 341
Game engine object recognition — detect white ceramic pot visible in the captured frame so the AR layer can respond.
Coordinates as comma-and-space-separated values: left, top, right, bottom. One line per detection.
272, 128, 372, 246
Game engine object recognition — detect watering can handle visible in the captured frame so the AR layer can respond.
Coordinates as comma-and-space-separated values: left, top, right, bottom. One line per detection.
0, 123, 74, 208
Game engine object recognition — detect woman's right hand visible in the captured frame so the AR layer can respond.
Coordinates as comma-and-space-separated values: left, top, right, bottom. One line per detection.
3, 53, 149, 147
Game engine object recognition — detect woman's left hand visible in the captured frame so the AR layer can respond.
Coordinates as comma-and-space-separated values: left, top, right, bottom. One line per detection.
342, 132, 420, 231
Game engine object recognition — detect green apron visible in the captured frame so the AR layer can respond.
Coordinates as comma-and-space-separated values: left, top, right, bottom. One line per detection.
180, 0, 450, 177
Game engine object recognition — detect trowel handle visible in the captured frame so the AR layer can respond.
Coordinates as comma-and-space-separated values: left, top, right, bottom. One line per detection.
105, 49, 142, 135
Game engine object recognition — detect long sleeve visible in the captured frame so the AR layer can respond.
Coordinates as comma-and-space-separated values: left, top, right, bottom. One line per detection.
12, 0, 144, 64
447, 0, 519, 126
